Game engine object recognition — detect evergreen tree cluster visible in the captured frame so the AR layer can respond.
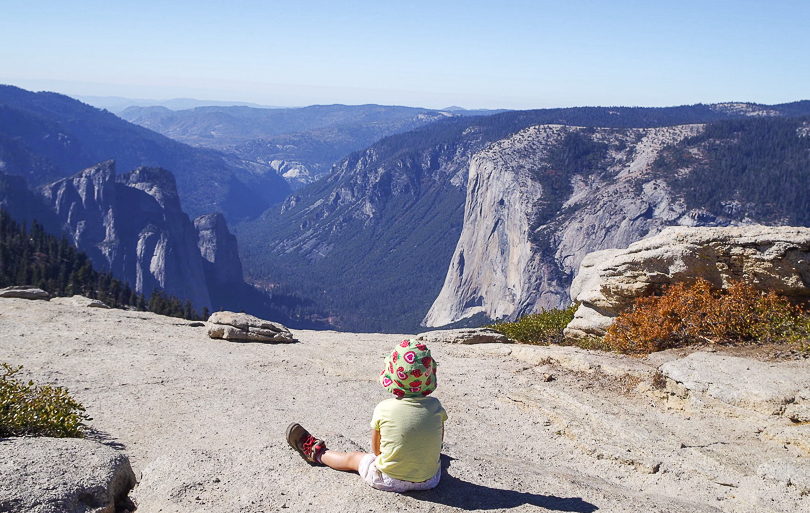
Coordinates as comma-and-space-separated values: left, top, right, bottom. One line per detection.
0, 209, 202, 320
653, 116, 810, 225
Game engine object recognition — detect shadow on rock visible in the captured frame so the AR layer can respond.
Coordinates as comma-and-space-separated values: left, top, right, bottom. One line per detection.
407, 455, 598, 512
86, 428, 127, 451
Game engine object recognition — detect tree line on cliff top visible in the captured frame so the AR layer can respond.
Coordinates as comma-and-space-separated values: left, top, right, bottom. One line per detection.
0, 209, 205, 320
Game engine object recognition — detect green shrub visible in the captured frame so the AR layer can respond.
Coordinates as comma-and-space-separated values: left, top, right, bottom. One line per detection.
489, 304, 578, 345
0, 363, 90, 438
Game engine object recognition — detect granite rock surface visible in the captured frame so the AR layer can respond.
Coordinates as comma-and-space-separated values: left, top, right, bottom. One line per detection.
0, 437, 136, 513
1, 297, 808, 512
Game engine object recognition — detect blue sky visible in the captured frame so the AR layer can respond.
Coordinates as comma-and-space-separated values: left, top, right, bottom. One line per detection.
1, 0, 807, 109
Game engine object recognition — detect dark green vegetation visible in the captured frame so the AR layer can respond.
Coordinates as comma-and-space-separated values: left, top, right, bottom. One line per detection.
0, 209, 202, 320
489, 304, 579, 345
654, 116, 810, 225
0, 85, 291, 221
1, 363, 90, 437
532, 131, 609, 228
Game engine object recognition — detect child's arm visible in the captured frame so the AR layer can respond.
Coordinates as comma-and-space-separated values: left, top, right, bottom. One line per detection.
371, 429, 381, 456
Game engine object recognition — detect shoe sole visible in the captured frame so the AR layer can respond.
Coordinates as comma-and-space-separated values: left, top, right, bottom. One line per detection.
285, 422, 300, 445
286, 422, 317, 464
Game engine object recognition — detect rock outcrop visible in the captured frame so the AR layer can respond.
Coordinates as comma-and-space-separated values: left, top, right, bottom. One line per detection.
0, 437, 136, 513
565, 225, 810, 338
37, 160, 118, 267
50, 295, 111, 309
660, 352, 810, 417
207, 311, 295, 342
194, 213, 244, 307
416, 328, 511, 345
0, 286, 50, 300
3, 297, 810, 512
35, 161, 251, 312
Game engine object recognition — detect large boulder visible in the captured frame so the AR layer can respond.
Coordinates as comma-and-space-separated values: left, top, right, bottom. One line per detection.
565, 225, 810, 339
0, 286, 50, 300
0, 437, 136, 513
50, 295, 111, 309
207, 311, 295, 343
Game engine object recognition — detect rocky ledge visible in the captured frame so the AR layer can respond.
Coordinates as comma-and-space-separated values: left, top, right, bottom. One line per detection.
416, 328, 510, 345
0, 297, 808, 512
566, 225, 810, 339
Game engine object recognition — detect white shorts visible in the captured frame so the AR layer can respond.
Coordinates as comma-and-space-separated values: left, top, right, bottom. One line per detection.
358, 453, 441, 492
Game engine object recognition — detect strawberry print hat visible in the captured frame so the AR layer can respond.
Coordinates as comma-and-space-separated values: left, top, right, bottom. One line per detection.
380, 339, 437, 398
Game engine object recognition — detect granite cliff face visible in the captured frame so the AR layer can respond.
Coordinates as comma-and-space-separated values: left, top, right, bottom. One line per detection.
35, 161, 245, 311
37, 160, 122, 272
194, 212, 244, 302
425, 124, 710, 327
426, 114, 810, 328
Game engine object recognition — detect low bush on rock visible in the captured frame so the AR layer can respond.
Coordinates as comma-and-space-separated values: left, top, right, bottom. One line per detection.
489, 304, 578, 345
604, 279, 810, 355
0, 363, 90, 438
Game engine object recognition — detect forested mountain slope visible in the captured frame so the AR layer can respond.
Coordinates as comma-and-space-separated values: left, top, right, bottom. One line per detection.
237, 102, 810, 332
118, 104, 452, 147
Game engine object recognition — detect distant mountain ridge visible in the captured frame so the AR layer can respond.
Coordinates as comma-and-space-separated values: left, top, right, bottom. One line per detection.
73, 95, 281, 113
0, 85, 291, 221
118, 104, 463, 189
237, 101, 810, 332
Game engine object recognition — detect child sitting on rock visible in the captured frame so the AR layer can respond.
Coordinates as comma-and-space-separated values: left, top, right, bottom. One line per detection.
286, 339, 447, 492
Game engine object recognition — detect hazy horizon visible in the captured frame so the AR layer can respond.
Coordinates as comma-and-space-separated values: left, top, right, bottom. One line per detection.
2, 1, 808, 110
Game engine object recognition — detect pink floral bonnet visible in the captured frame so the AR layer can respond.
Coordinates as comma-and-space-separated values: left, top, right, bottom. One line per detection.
379, 339, 438, 398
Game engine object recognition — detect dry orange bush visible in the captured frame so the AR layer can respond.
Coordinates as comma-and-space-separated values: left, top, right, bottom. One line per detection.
604, 279, 808, 355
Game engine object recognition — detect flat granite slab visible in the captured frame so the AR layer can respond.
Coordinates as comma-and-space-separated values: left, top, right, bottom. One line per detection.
661, 352, 810, 416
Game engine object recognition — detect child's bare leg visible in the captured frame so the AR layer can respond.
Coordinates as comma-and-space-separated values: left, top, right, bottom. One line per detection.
320, 450, 366, 472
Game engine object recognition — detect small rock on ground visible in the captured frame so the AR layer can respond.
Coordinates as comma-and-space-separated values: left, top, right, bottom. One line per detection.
416, 328, 510, 344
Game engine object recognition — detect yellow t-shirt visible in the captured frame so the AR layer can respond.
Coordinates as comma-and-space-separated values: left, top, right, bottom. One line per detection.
370, 396, 447, 482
